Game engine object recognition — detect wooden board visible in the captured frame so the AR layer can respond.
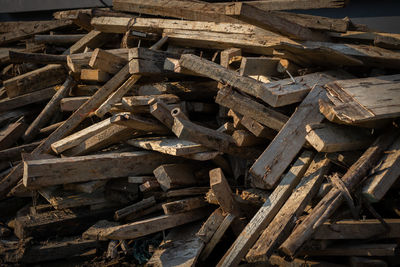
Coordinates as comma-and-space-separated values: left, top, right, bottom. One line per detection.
162, 196, 208, 215
0, 117, 27, 150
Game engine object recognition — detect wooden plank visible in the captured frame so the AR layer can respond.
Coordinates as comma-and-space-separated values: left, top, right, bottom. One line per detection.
129, 47, 180, 75
313, 219, 400, 240
362, 135, 400, 202
323, 74, 400, 125
280, 129, 400, 257
126, 136, 210, 156
0, 19, 73, 45
146, 222, 204, 267
232, 130, 268, 147
225, 3, 329, 42
249, 86, 329, 189
246, 154, 330, 262
215, 87, 288, 132
23, 151, 175, 188
68, 30, 114, 55
216, 151, 313, 267
154, 164, 199, 191
89, 48, 128, 74
374, 35, 400, 50
3, 64, 66, 98
91, 207, 211, 240
239, 57, 279, 77
0, 141, 40, 162
34, 34, 86, 44
305, 122, 374, 152
60, 96, 90, 112
114, 196, 156, 220
300, 243, 398, 257
162, 196, 208, 215
80, 69, 110, 82
140, 180, 161, 193
240, 116, 276, 140
197, 208, 225, 243
0, 117, 27, 150
111, 113, 169, 134
221, 48, 241, 69
0, 87, 55, 113
8, 50, 67, 64
128, 176, 156, 184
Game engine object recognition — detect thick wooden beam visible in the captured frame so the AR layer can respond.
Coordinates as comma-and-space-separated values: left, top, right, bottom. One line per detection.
0, 87, 55, 113
0, 117, 27, 150
217, 151, 313, 267
89, 48, 128, 74
114, 196, 156, 220
162, 196, 208, 215
23, 151, 175, 188
9, 51, 67, 64
246, 154, 330, 262
153, 163, 199, 191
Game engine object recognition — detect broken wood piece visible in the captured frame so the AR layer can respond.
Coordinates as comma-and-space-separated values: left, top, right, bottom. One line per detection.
250, 85, 328, 189
217, 150, 313, 267
89, 207, 211, 240
23, 151, 175, 188
232, 130, 268, 147
362, 135, 400, 202
68, 30, 114, 55
240, 116, 276, 140
239, 57, 279, 77
123, 94, 180, 107
280, 129, 400, 257
112, 113, 169, 134
81, 69, 110, 82
89, 48, 128, 74
164, 57, 202, 76
0, 87, 55, 113
305, 122, 374, 152
221, 48, 241, 69
64, 180, 107, 194
0, 117, 27, 150
246, 153, 330, 262
8, 50, 67, 64
162, 196, 208, 215
114, 196, 156, 220
374, 34, 400, 50
140, 180, 161, 193
60, 96, 90, 112
128, 176, 156, 184
153, 163, 199, 191
129, 47, 180, 75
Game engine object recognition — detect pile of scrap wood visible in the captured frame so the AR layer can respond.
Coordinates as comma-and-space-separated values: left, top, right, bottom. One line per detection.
1, 0, 400, 266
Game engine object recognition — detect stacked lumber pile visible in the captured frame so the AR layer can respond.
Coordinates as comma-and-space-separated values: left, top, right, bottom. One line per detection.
1, 0, 400, 266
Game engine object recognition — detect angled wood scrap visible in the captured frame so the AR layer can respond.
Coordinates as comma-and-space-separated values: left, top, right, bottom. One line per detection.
321, 74, 400, 126
0, 117, 27, 150
146, 222, 204, 267
89, 48, 128, 74
23, 151, 175, 188
300, 243, 398, 257
6, 237, 100, 264
111, 113, 169, 134
126, 136, 210, 156
225, 3, 329, 42
3, 64, 66, 98
313, 219, 400, 240
215, 87, 288, 132
14, 208, 114, 239
153, 164, 199, 191
250, 85, 332, 189
162, 196, 209, 215
216, 151, 313, 267
362, 135, 400, 202
0, 87, 55, 113
89, 207, 211, 240
305, 122, 374, 152
0, 19, 73, 45
280, 129, 400, 257
246, 154, 330, 262
171, 111, 261, 158
60, 96, 90, 112
115, 196, 156, 220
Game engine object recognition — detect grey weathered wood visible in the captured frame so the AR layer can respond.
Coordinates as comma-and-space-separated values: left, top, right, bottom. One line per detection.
89, 48, 128, 74
162, 196, 208, 215
115, 196, 156, 220
0, 117, 27, 150
154, 163, 199, 191
9, 50, 67, 64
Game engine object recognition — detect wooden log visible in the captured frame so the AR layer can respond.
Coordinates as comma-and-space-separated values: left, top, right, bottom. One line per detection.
162, 196, 208, 215
146, 222, 204, 267
60, 96, 90, 112
3, 64, 66, 98
90, 207, 211, 240
34, 34, 86, 45
0, 87, 56, 113
280, 129, 400, 257
23, 151, 175, 188
217, 151, 313, 267
14, 208, 113, 239
240, 116, 276, 140
114, 196, 156, 220
154, 163, 199, 191
126, 136, 210, 156
226, 3, 329, 42
89, 48, 128, 74
246, 154, 330, 262
0, 117, 27, 150
8, 50, 67, 64
362, 135, 400, 202
0, 19, 73, 45
250, 85, 329, 189
305, 122, 374, 152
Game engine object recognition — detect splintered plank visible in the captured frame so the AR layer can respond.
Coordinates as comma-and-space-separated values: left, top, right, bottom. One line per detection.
92, 207, 211, 240
126, 136, 210, 156
217, 151, 313, 267
23, 151, 175, 188
246, 154, 330, 262
250, 86, 329, 189
146, 223, 204, 267
322, 74, 400, 125
225, 3, 329, 42
0, 19, 73, 45
362, 135, 400, 202
3, 64, 66, 98
305, 122, 374, 152
215, 87, 288, 132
